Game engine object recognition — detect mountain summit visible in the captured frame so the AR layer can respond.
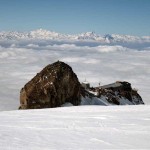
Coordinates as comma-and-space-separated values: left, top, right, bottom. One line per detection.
0, 29, 149, 43
19, 61, 144, 109
19, 61, 81, 109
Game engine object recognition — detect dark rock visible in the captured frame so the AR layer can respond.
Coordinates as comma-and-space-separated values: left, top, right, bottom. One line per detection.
81, 81, 144, 105
19, 61, 81, 109
19, 61, 144, 109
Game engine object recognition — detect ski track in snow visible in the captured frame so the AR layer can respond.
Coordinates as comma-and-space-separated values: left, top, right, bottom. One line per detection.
0, 106, 150, 149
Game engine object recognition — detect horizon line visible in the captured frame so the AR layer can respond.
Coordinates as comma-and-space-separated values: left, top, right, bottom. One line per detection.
0, 28, 149, 37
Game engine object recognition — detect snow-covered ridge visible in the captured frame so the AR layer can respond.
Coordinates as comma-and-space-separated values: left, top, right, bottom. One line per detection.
0, 29, 149, 43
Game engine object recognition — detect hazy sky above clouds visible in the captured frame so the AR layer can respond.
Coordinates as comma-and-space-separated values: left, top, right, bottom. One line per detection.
0, 0, 149, 35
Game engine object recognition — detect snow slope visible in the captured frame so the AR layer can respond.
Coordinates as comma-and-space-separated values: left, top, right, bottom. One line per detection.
0, 105, 150, 149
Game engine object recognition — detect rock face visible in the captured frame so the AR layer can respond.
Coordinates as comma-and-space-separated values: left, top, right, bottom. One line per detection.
19, 61, 144, 109
19, 61, 81, 109
81, 81, 144, 105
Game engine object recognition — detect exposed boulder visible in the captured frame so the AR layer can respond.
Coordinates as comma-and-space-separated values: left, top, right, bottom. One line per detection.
19, 61, 81, 109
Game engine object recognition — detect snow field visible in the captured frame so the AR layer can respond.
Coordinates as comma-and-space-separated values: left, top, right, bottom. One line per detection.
0, 105, 150, 149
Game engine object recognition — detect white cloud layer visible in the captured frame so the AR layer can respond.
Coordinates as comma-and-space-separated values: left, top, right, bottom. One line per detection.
0, 39, 150, 111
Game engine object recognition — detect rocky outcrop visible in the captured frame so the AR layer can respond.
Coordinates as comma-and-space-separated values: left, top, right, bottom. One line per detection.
19, 61, 81, 109
19, 61, 144, 109
81, 81, 144, 105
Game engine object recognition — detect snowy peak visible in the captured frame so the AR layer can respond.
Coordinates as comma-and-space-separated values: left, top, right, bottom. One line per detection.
29, 29, 65, 39
103, 34, 114, 43
0, 29, 67, 40
75, 31, 100, 40
0, 29, 149, 43
104, 34, 114, 40
111, 34, 141, 43
0, 31, 29, 40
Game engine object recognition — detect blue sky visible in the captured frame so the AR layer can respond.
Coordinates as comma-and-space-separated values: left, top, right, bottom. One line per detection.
0, 0, 149, 35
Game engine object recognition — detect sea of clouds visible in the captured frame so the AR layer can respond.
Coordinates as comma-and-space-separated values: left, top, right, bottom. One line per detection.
0, 39, 150, 111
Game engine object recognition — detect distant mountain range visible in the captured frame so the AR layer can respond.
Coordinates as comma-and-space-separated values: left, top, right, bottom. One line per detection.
0, 29, 150, 43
